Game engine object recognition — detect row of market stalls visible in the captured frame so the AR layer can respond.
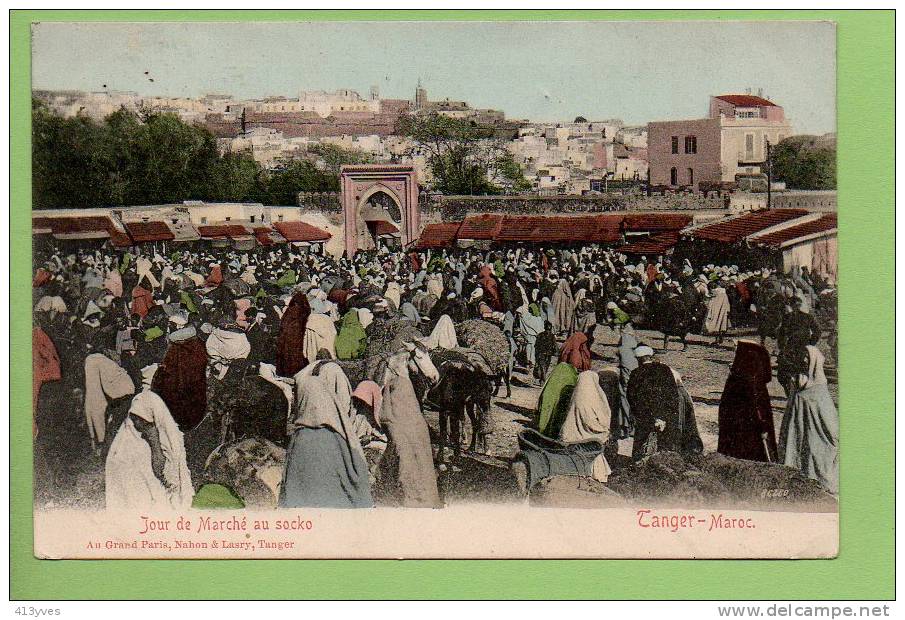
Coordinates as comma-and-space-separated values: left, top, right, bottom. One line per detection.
32, 214, 332, 253
417, 209, 837, 283
416, 213, 694, 251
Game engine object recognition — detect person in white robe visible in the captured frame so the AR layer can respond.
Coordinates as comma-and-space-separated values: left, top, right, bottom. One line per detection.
135, 255, 161, 290
304, 313, 338, 362
205, 327, 251, 380
384, 280, 403, 311
704, 283, 731, 344
421, 314, 458, 350
779, 345, 839, 495
558, 370, 613, 483
105, 364, 193, 511
84, 352, 135, 448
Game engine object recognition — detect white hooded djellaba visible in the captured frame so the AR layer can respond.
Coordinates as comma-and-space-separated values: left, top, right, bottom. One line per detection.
105, 365, 193, 511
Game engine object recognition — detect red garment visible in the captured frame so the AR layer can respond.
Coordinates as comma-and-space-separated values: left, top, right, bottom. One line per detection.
541, 253, 550, 274
478, 266, 503, 311
32, 327, 61, 438
276, 292, 311, 377
33, 268, 51, 288
152, 337, 209, 432
717, 340, 777, 462
735, 281, 752, 307
205, 265, 223, 288
408, 252, 421, 272
130, 286, 156, 319
646, 263, 658, 283
559, 332, 592, 371
327, 288, 350, 314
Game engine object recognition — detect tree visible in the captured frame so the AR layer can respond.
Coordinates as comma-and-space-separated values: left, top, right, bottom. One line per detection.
396, 112, 526, 195
263, 158, 338, 205
32, 101, 273, 208
207, 152, 266, 203
771, 136, 836, 190
32, 100, 116, 209
307, 143, 372, 178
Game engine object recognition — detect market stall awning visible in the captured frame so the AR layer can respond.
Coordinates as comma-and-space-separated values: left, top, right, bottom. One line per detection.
749, 213, 837, 248
415, 222, 462, 249
617, 231, 682, 256
622, 213, 693, 233
253, 226, 287, 246
687, 209, 809, 244
32, 215, 133, 248
457, 214, 505, 240
272, 221, 331, 243
197, 224, 252, 240
124, 221, 175, 244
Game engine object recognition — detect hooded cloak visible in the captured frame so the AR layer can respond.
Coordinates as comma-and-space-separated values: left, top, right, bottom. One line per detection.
84, 352, 136, 444
105, 379, 194, 510
718, 340, 778, 462
536, 362, 579, 437
550, 279, 576, 334
151, 336, 208, 432
276, 292, 311, 377
335, 310, 368, 360
778, 346, 838, 494
559, 332, 593, 372
279, 375, 373, 508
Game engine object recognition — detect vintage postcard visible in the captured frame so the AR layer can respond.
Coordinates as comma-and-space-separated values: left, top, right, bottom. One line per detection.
31, 20, 838, 559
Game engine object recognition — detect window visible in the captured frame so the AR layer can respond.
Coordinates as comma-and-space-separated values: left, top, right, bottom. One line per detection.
250, 215, 256, 223
225, 216, 231, 222
687, 168, 694, 186
684, 136, 697, 154
670, 167, 678, 185
278, 215, 284, 222
201, 217, 207, 224
671, 136, 679, 154
745, 134, 755, 159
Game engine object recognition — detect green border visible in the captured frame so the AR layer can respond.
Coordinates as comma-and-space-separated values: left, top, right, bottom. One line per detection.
10, 10, 894, 600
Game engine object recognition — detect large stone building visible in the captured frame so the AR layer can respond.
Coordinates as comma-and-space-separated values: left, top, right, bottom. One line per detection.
648, 93, 793, 187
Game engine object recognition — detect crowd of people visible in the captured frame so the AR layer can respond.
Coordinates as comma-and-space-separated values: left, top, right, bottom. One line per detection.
31, 237, 840, 510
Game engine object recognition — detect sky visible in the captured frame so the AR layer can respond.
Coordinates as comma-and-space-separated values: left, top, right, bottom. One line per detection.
31, 21, 836, 134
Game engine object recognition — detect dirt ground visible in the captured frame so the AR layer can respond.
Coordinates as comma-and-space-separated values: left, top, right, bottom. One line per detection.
35, 324, 838, 511
424, 323, 838, 509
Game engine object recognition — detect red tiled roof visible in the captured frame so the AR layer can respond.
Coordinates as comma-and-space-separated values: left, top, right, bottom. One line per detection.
197, 224, 251, 240
273, 221, 331, 243
32, 215, 133, 247
689, 209, 809, 244
622, 213, 692, 233
415, 222, 462, 249
495, 214, 623, 244
751, 213, 837, 247
617, 231, 681, 256
124, 221, 175, 243
715, 94, 779, 108
366, 220, 399, 236
457, 214, 505, 240
253, 226, 287, 246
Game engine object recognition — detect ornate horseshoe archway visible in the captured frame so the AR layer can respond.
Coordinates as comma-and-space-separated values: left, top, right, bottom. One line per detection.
340, 164, 419, 257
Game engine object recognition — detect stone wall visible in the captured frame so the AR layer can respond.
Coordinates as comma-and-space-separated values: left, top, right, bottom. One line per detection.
297, 191, 342, 212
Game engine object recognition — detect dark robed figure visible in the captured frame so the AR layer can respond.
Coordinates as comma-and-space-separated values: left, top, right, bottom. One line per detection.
717, 340, 778, 462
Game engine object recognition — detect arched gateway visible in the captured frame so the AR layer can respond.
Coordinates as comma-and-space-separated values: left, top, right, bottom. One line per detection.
340, 164, 419, 257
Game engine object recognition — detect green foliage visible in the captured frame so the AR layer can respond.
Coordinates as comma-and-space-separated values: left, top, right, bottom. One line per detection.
31, 101, 344, 209
307, 142, 372, 177
771, 136, 837, 190
262, 158, 338, 205
397, 112, 528, 195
